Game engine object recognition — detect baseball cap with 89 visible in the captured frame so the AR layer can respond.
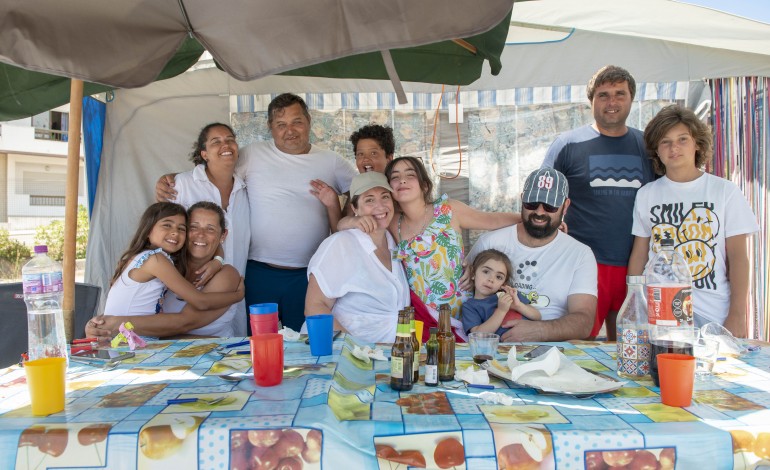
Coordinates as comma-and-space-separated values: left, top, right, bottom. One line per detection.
521, 168, 568, 209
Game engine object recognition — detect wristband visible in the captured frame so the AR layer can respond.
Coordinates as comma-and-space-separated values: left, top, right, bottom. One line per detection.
213, 256, 225, 265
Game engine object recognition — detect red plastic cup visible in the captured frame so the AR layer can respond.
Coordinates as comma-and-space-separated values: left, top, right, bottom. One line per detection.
658, 353, 696, 407
250, 303, 279, 334
250, 334, 283, 387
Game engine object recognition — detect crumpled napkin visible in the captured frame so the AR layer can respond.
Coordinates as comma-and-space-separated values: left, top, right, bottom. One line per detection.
700, 322, 749, 356
509, 347, 623, 394
478, 391, 515, 406
455, 365, 490, 385
279, 327, 301, 341
351, 345, 387, 364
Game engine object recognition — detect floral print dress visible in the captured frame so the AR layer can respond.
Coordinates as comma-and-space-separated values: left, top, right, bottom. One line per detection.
395, 194, 471, 328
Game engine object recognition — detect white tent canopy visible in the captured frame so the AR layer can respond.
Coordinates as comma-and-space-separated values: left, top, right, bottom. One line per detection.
86, 0, 770, 306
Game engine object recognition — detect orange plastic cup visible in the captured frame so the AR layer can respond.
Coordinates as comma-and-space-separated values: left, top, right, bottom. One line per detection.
250, 334, 284, 387
657, 353, 695, 407
24, 357, 67, 415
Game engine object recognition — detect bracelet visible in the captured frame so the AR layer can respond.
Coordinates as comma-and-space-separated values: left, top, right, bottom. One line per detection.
213, 256, 225, 265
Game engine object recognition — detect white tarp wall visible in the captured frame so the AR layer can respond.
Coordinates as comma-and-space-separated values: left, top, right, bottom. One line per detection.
85, 65, 689, 308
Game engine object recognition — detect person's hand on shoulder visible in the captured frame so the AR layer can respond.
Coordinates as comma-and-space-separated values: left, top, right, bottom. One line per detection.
337, 215, 378, 234
458, 259, 472, 291
194, 258, 224, 287
309, 179, 340, 209
155, 173, 178, 202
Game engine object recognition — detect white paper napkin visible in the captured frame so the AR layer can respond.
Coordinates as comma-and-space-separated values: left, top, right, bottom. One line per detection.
478, 391, 515, 406
351, 345, 387, 364
455, 365, 490, 385
509, 347, 624, 394
279, 327, 301, 341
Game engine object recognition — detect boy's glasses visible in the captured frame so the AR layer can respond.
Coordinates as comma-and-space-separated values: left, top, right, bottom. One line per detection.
522, 202, 559, 213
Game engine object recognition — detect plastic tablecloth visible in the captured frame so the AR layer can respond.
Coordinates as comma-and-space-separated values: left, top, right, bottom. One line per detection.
1, 336, 769, 469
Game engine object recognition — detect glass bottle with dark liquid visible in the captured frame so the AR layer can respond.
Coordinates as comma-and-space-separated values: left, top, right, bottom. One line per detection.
408, 307, 420, 382
646, 238, 695, 387
437, 304, 455, 382
424, 327, 439, 386
390, 311, 414, 391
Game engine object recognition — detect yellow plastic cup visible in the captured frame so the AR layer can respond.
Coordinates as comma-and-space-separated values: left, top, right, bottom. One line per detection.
24, 357, 66, 416
414, 320, 424, 348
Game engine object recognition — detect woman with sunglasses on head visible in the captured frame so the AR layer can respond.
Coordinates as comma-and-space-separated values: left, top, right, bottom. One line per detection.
628, 105, 759, 338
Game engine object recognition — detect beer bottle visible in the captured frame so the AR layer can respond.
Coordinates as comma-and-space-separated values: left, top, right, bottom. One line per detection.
391, 311, 414, 391
424, 327, 439, 386
437, 304, 455, 382
408, 307, 420, 382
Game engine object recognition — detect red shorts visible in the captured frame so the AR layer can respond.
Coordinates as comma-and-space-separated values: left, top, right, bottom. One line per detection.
590, 264, 628, 337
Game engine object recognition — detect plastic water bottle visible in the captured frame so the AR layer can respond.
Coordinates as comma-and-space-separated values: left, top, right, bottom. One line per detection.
22, 245, 68, 362
616, 276, 650, 379
645, 238, 694, 386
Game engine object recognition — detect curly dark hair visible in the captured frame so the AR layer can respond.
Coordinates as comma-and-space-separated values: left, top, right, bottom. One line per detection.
384, 156, 434, 204
267, 93, 311, 127
644, 105, 712, 176
350, 124, 396, 156
189, 123, 236, 166
586, 65, 636, 101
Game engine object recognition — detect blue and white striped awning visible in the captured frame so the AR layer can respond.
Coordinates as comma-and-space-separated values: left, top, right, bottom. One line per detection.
231, 82, 689, 113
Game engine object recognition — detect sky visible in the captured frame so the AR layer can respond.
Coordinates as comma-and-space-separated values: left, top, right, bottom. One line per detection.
681, 0, 770, 23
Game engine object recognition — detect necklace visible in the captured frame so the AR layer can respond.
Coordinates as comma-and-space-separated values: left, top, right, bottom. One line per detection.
398, 203, 432, 242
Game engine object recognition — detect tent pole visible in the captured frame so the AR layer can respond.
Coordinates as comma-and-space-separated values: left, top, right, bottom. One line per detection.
63, 79, 84, 342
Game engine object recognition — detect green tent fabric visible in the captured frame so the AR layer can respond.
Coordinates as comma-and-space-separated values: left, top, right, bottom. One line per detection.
0, 1, 512, 120
0, 38, 205, 121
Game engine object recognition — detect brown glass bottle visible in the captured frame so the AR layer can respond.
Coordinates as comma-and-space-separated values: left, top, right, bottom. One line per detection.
424, 327, 439, 386
390, 311, 414, 391
437, 304, 455, 382
408, 307, 420, 382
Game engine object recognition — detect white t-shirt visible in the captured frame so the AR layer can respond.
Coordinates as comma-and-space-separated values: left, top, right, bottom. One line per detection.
632, 172, 759, 324
104, 249, 170, 316
162, 290, 237, 337
467, 227, 598, 321
237, 141, 357, 267
174, 164, 249, 335
307, 230, 410, 343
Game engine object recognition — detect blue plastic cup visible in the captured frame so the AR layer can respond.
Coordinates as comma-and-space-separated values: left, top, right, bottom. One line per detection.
305, 314, 333, 356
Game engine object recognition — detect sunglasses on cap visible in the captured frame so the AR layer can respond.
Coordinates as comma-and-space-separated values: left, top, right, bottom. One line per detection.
522, 202, 559, 213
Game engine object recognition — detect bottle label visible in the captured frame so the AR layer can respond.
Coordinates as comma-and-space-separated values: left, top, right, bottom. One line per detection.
616, 327, 651, 377
646, 284, 692, 326
390, 356, 404, 379
42, 271, 64, 293
22, 273, 43, 294
425, 365, 438, 385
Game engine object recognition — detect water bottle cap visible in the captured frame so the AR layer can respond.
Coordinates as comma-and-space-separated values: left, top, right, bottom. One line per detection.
33, 245, 48, 254
627, 275, 646, 284
660, 238, 674, 247
429, 327, 438, 334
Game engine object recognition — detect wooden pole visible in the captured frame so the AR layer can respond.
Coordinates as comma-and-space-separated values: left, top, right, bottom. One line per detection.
63, 79, 84, 342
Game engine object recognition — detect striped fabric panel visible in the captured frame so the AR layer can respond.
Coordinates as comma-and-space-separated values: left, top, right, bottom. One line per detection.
231, 82, 689, 112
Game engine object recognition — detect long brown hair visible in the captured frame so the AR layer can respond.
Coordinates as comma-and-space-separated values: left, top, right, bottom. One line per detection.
110, 202, 188, 285
384, 156, 434, 204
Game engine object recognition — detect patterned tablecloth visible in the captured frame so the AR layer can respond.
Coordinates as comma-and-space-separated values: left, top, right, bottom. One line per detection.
0, 336, 769, 470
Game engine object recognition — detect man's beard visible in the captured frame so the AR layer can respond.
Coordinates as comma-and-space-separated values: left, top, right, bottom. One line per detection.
522, 212, 560, 239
